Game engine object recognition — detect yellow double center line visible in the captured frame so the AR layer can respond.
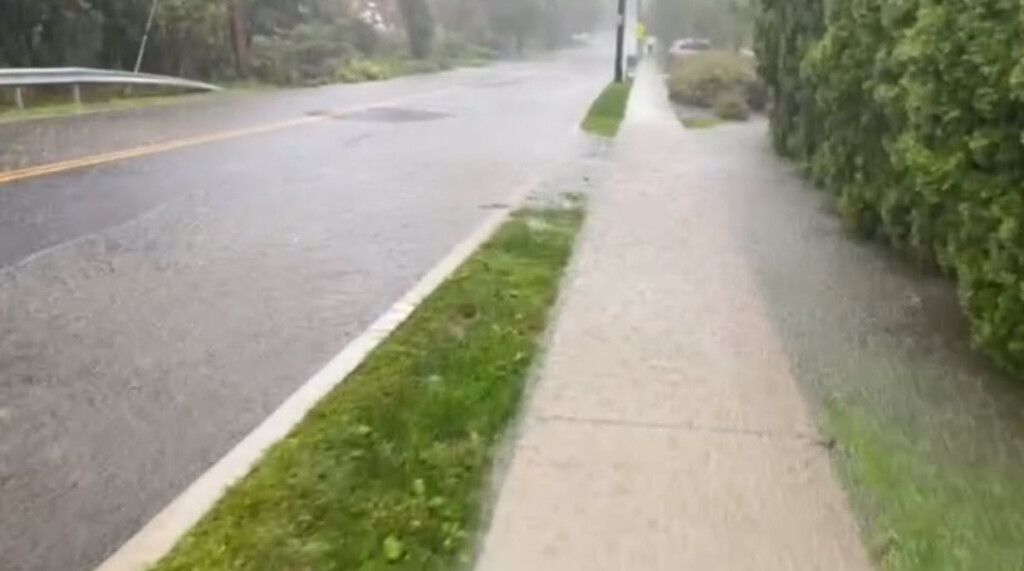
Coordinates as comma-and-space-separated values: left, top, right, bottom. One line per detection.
0, 116, 321, 186
0, 83, 472, 187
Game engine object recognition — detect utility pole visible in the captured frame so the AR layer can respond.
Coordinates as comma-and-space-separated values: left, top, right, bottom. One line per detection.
614, 0, 626, 82
133, 0, 161, 73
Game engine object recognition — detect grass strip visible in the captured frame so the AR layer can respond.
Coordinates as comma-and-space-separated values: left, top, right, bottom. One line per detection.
825, 401, 1024, 571
154, 204, 584, 570
679, 116, 722, 130
581, 81, 633, 137
0, 93, 212, 124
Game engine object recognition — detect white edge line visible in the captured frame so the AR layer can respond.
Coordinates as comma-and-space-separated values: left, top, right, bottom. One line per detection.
95, 194, 529, 571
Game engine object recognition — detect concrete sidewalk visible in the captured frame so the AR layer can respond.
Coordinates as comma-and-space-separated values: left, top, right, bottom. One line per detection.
475, 65, 874, 570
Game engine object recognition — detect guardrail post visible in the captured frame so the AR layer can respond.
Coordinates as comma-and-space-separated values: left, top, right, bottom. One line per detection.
13, 87, 25, 110
71, 83, 82, 106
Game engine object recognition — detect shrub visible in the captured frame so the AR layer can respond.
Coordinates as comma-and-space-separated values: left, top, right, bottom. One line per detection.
667, 51, 759, 109
250, 22, 358, 85
335, 59, 393, 83
680, 116, 723, 129
399, 59, 445, 74
757, 0, 1024, 373
712, 92, 750, 121
429, 35, 494, 69
435, 35, 472, 60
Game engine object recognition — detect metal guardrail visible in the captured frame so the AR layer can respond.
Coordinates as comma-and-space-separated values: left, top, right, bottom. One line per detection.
0, 67, 220, 109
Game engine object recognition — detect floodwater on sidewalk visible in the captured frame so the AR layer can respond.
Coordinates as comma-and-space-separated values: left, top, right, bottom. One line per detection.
689, 118, 1024, 564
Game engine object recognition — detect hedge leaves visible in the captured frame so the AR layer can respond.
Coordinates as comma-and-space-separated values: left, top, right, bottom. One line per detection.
756, 0, 1024, 372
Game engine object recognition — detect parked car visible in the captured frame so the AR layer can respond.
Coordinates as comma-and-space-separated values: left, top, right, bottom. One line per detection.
571, 33, 593, 45
668, 38, 712, 59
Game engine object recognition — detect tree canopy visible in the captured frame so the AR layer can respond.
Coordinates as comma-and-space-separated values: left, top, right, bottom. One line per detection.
649, 0, 753, 49
0, 0, 607, 84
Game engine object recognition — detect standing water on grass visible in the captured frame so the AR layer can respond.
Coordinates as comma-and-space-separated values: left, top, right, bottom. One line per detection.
692, 119, 1024, 569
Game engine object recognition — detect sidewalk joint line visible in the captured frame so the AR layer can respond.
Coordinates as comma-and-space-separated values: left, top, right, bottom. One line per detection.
534, 413, 822, 444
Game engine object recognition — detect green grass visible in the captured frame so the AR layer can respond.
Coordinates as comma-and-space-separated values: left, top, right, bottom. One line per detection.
581, 81, 633, 137
697, 92, 1024, 570
824, 402, 1024, 571
153, 204, 585, 570
0, 57, 484, 122
0, 93, 211, 124
679, 115, 723, 129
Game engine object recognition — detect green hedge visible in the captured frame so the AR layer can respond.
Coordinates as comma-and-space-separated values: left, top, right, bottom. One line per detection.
756, 0, 1024, 372
754, 0, 826, 160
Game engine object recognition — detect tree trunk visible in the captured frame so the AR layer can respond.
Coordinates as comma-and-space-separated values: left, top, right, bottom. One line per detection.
227, 0, 250, 76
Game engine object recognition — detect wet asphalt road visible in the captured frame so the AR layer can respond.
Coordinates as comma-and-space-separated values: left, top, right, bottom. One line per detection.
0, 48, 608, 571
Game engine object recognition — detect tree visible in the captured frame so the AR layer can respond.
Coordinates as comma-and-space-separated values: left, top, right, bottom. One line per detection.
539, 0, 602, 48
397, 0, 435, 58
559, 0, 602, 35
481, 0, 601, 53
650, 0, 753, 49
146, 0, 233, 76
486, 0, 542, 53
0, 0, 104, 67
431, 0, 491, 45
227, 0, 251, 75
0, 0, 604, 85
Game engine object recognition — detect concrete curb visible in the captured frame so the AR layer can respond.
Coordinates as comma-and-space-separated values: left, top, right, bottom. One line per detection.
95, 181, 539, 571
